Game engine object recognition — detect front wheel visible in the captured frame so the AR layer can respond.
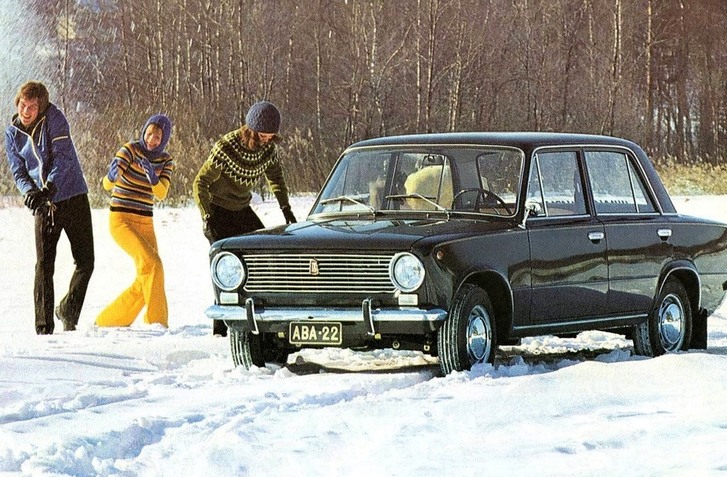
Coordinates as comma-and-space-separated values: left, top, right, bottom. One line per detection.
229, 329, 291, 369
230, 329, 265, 368
632, 278, 692, 357
437, 284, 497, 374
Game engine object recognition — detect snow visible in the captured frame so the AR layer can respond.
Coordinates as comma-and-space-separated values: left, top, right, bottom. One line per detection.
1, 194, 727, 477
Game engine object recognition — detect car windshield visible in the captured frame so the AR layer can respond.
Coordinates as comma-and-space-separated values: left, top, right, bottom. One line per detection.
311, 146, 524, 217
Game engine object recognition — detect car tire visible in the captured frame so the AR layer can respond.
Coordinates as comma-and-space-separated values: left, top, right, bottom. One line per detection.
632, 277, 692, 357
437, 284, 497, 374
212, 319, 227, 337
229, 329, 265, 368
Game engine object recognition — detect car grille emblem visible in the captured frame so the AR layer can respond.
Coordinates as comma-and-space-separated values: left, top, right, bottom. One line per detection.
309, 259, 320, 276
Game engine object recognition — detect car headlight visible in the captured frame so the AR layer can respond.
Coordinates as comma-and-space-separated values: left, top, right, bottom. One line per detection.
211, 252, 245, 291
390, 252, 425, 292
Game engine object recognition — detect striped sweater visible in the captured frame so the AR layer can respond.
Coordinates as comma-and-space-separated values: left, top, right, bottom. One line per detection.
103, 141, 174, 216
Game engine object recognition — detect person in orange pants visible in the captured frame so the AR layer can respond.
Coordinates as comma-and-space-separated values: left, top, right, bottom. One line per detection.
96, 212, 167, 326
96, 114, 174, 327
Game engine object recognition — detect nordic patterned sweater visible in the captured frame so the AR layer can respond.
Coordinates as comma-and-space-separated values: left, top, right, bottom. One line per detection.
193, 129, 290, 217
102, 141, 174, 216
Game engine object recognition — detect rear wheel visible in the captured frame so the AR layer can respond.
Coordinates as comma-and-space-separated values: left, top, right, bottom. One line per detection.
437, 284, 497, 374
632, 278, 692, 357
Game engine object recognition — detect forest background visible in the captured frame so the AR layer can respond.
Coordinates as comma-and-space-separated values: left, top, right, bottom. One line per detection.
0, 0, 725, 207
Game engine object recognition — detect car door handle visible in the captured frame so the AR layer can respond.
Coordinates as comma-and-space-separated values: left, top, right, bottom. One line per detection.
657, 228, 672, 240
588, 231, 605, 242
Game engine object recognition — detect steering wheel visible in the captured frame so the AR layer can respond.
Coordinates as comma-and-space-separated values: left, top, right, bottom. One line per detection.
452, 188, 511, 215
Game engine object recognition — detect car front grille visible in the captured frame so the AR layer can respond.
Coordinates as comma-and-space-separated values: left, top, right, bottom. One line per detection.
243, 253, 396, 293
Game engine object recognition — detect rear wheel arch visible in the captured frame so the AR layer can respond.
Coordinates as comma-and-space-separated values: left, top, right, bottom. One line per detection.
659, 263, 700, 317
634, 274, 693, 357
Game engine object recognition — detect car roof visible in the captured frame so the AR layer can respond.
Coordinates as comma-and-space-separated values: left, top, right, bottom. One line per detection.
347, 131, 640, 152
344, 131, 676, 214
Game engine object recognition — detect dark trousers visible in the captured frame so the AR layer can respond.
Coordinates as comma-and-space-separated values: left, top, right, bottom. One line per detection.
34, 193, 95, 334
207, 204, 264, 336
207, 203, 265, 242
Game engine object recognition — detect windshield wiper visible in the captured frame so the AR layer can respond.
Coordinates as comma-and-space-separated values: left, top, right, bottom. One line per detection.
319, 196, 376, 217
385, 194, 451, 219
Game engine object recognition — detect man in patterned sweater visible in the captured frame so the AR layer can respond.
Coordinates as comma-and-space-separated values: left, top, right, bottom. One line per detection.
193, 100, 296, 336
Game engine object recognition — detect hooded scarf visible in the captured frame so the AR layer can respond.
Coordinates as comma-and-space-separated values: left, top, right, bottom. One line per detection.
138, 114, 172, 159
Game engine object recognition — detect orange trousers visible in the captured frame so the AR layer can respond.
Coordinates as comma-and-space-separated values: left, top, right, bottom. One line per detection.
96, 211, 168, 327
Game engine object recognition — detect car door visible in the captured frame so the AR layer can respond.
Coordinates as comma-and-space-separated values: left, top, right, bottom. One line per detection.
583, 149, 673, 315
526, 150, 608, 325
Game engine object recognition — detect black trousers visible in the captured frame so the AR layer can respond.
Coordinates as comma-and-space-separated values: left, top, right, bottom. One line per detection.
207, 204, 264, 336
34, 193, 95, 334
207, 203, 265, 242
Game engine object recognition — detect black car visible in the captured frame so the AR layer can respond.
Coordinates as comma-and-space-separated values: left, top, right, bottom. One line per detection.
206, 132, 727, 374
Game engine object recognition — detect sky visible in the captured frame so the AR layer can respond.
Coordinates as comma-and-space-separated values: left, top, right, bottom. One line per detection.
1, 194, 727, 477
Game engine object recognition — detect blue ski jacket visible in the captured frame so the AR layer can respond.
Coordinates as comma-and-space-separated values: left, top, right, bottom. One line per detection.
5, 103, 88, 203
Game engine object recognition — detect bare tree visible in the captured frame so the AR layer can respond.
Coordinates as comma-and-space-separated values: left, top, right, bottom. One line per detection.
6, 0, 726, 199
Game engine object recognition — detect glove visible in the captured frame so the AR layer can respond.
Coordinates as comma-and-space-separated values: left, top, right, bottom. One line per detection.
282, 205, 297, 224
202, 215, 217, 243
26, 182, 56, 211
24, 189, 42, 210
24, 182, 55, 211
140, 158, 159, 185
107, 158, 120, 182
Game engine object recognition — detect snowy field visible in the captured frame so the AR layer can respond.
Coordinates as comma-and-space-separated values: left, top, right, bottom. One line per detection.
1, 194, 727, 477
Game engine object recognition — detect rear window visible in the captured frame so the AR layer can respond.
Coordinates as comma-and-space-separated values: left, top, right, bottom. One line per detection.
585, 151, 656, 214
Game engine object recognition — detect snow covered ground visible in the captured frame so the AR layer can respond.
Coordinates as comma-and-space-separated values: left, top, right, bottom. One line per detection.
1, 194, 727, 477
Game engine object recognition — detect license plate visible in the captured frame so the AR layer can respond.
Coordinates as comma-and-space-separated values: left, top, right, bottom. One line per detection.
289, 321, 342, 346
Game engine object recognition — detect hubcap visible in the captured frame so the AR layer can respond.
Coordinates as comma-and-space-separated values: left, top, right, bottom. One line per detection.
467, 305, 492, 363
658, 293, 684, 351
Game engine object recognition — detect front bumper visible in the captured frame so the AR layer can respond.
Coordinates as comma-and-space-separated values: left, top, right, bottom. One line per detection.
205, 297, 447, 337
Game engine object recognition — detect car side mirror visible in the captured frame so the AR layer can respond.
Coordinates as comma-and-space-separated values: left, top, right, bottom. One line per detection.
520, 200, 542, 229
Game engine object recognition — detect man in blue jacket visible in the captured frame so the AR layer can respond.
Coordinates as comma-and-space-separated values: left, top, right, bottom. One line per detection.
5, 81, 94, 334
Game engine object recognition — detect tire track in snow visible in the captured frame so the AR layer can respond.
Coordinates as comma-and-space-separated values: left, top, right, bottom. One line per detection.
0, 352, 158, 426
1, 365, 436, 476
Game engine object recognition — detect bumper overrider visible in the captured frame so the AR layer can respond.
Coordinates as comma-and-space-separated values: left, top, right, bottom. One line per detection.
205, 297, 447, 338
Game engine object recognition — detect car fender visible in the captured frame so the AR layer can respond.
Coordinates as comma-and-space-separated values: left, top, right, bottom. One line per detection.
453, 269, 515, 343
657, 260, 701, 313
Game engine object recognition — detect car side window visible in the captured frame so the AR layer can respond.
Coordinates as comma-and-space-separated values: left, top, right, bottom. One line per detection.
526, 151, 586, 217
585, 151, 656, 214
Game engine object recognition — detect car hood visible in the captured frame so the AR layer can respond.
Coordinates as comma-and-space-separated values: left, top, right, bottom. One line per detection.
216, 216, 517, 253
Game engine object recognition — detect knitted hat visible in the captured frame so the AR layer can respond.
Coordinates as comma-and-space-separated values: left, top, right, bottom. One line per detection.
140, 113, 173, 158
245, 101, 281, 133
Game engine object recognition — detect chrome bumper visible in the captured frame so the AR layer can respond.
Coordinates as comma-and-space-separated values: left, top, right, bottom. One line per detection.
205, 297, 447, 336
